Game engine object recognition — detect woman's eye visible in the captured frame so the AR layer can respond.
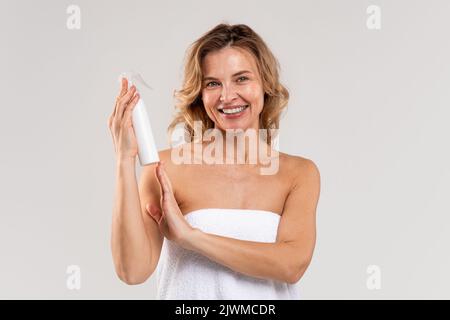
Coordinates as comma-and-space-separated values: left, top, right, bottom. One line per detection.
206, 81, 220, 88
205, 77, 248, 88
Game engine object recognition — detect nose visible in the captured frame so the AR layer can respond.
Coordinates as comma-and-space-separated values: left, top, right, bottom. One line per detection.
220, 84, 239, 104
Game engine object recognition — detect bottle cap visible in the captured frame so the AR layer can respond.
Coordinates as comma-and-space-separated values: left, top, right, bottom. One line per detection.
118, 71, 153, 92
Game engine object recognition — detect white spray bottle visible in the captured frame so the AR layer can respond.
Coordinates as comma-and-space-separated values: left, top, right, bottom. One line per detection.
119, 71, 160, 166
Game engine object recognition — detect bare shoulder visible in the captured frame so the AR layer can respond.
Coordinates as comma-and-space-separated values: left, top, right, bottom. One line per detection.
278, 152, 321, 190
140, 148, 174, 184
141, 147, 176, 167
146, 147, 186, 196
157, 148, 173, 163
156, 143, 193, 165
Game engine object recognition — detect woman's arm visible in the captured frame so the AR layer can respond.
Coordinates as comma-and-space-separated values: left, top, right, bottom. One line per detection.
111, 159, 152, 284
150, 159, 321, 284
183, 159, 321, 284
109, 78, 162, 285
111, 159, 166, 285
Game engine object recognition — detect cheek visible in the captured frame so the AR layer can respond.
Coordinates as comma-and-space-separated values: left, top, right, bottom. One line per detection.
201, 91, 219, 120
201, 90, 218, 108
241, 85, 264, 111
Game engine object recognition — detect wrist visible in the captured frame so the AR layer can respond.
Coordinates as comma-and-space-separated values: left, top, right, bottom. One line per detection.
117, 157, 136, 167
181, 227, 203, 251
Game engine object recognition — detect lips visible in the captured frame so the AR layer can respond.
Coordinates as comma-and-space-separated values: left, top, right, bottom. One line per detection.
218, 104, 248, 111
218, 105, 248, 114
217, 104, 249, 118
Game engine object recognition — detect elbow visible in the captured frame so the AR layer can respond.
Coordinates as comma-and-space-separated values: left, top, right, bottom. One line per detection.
286, 270, 302, 285
285, 268, 300, 285
115, 263, 153, 285
285, 261, 310, 285
117, 271, 150, 285
112, 253, 155, 285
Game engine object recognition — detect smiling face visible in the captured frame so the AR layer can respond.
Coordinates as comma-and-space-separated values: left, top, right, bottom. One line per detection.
201, 46, 265, 131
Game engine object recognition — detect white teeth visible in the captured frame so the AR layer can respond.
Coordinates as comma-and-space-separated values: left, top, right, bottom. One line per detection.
221, 105, 248, 114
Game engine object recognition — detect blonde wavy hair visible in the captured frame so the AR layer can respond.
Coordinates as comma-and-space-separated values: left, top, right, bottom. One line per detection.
168, 23, 289, 147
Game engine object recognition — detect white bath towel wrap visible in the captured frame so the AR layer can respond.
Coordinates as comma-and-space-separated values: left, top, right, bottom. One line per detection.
156, 208, 302, 300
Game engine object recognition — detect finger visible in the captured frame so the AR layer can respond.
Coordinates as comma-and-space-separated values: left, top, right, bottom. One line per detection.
116, 85, 137, 120
156, 166, 174, 212
121, 93, 140, 125
156, 162, 173, 197
113, 78, 129, 118
117, 85, 136, 116
107, 113, 113, 129
118, 77, 128, 98
159, 162, 174, 193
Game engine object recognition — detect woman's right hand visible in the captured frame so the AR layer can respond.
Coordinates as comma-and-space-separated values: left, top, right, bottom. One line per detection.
108, 78, 141, 161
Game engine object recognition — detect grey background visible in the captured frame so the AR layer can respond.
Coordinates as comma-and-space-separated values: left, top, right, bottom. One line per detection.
1, 0, 449, 299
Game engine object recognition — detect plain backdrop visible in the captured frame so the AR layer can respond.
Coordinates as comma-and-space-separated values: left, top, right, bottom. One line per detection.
1, 0, 450, 299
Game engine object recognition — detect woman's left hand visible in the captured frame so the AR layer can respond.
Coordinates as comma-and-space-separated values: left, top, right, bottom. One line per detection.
145, 161, 197, 250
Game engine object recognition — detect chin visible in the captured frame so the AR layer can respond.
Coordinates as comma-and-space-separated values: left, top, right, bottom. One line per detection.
218, 122, 251, 132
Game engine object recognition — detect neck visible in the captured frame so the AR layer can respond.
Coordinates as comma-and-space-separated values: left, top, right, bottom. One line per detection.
204, 126, 272, 165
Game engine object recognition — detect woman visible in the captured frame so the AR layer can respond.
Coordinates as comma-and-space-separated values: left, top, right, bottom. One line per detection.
108, 23, 321, 299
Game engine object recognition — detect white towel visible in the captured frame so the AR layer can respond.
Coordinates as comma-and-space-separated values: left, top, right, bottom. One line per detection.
156, 208, 301, 300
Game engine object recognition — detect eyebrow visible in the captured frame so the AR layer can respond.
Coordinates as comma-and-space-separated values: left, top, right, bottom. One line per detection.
203, 70, 252, 81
